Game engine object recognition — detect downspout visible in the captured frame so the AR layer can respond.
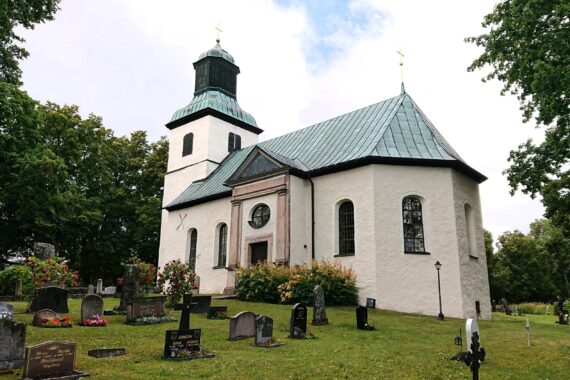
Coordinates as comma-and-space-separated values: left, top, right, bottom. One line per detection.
308, 176, 315, 260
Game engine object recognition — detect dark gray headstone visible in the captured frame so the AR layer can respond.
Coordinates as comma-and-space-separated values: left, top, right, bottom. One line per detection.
290, 303, 307, 338
23, 341, 87, 379
255, 315, 273, 346
356, 305, 375, 330
126, 296, 166, 323
0, 319, 26, 371
32, 309, 60, 327
190, 295, 212, 314
116, 264, 139, 312
81, 294, 104, 321
312, 285, 328, 326
28, 286, 69, 313
229, 311, 256, 340
33, 242, 55, 260
164, 329, 201, 358
0, 302, 14, 320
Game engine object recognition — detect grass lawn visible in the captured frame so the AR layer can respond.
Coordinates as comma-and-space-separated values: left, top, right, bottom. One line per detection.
6, 298, 570, 379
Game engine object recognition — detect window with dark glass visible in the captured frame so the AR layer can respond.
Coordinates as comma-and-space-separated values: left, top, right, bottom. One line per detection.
339, 201, 355, 255
228, 132, 241, 152
188, 229, 197, 270
217, 224, 227, 267
402, 197, 426, 253
249, 204, 270, 228
183, 133, 193, 156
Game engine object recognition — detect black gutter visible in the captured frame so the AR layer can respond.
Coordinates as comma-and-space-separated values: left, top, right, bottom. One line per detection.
308, 176, 315, 260
165, 107, 264, 135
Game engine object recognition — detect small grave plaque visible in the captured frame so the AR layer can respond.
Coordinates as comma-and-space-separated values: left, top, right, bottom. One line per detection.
229, 311, 256, 340
356, 305, 375, 330
126, 296, 166, 323
80, 294, 104, 321
23, 341, 88, 379
289, 303, 307, 338
28, 286, 69, 313
87, 348, 126, 359
366, 298, 376, 309
255, 315, 273, 346
207, 306, 228, 320
190, 295, 212, 314
0, 302, 14, 320
0, 319, 26, 371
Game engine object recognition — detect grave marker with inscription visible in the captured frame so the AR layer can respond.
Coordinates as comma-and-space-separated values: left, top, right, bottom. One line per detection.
356, 305, 376, 330
23, 341, 88, 379
0, 319, 26, 371
80, 294, 104, 321
229, 311, 256, 340
28, 286, 69, 313
289, 303, 308, 338
126, 296, 166, 324
255, 315, 273, 346
312, 285, 328, 326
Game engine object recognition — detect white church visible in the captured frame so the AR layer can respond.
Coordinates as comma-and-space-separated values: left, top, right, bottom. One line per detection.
158, 41, 492, 320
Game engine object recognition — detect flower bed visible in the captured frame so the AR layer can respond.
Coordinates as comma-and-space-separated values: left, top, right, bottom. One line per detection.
80, 315, 108, 327
40, 316, 73, 328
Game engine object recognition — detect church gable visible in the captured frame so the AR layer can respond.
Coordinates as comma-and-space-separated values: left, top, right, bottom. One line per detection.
226, 148, 289, 186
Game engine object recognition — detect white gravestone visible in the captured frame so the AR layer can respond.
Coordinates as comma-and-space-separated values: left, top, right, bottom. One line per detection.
466, 318, 481, 353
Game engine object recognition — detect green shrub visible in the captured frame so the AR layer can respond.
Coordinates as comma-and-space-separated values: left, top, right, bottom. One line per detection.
235, 264, 289, 303
236, 260, 358, 306
0, 265, 34, 297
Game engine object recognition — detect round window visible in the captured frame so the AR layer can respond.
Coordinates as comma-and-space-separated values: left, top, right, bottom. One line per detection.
250, 204, 270, 228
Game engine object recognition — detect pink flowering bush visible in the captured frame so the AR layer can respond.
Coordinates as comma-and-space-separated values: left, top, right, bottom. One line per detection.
157, 259, 195, 306
26, 257, 80, 288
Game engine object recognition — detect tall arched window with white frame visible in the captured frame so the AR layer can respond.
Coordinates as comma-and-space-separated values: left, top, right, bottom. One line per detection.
217, 223, 228, 267
338, 201, 355, 256
402, 197, 426, 253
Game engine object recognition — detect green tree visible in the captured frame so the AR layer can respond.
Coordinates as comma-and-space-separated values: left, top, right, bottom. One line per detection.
0, 0, 61, 84
466, 1, 570, 233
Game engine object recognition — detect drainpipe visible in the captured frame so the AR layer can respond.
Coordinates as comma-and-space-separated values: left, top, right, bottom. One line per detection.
308, 176, 315, 260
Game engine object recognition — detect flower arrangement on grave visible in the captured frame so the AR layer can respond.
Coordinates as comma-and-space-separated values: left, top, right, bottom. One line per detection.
26, 256, 80, 288
157, 259, 195, 306
133, 315, 176, 325
211, 309, 227, 319
80, 314, 108, 327
40, 315, 73, 328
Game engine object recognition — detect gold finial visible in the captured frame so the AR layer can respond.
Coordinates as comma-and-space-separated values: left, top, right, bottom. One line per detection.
396, 48, 405, 83
215, 22, 223, 44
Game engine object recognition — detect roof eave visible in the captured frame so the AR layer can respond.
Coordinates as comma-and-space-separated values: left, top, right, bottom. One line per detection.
165, 108, 263, 135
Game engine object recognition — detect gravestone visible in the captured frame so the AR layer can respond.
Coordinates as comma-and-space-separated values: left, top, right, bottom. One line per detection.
312, 285, 328, 326
32, 309, 60, 327
33, 242, 55, 260
356, 305, 375, 330
500, 298, 512, 315
0, 319, 26, 371
81, 294, 104, 321
28, 286, 69, 313
289, 303, 307, 338
463, 331, 486, 380
174, 293, 196, 331
190, 295, 212, 314
366, 298, 376, 309
164, 329, 201, 358
87, 285, 95, 295
207, 306, 228, 319
559, 310, 569, 325
255, 315, 273, 346
466, 318, 481, 352
23, 341, 88, 379
0, 302, 13, 320
96, 279, 103, 294
102, 286, 116, 295
229, 311, 257, 340
126, 296, 166, 323
115, 264, 139, 312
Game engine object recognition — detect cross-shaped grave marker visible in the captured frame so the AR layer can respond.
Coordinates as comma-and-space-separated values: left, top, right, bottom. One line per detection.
464, 331, 486, 380
174, 293, 197, 330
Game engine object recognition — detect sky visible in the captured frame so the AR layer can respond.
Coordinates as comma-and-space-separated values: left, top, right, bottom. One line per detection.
18, 0, 546, 242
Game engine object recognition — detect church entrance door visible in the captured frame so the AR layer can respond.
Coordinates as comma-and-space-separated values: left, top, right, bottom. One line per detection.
250, 241, 268, 264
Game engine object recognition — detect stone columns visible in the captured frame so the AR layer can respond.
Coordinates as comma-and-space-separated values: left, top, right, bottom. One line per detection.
275, 189, 290, 265
224, 200, 242, 295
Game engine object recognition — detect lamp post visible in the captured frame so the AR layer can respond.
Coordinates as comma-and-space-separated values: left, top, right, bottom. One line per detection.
435, 260, 444, 320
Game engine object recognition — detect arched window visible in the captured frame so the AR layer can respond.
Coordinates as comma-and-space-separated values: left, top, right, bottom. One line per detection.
188, 229, 197, 270
339, 201, 355, 255
217, 223, 228, 267
183, 133, 193, 156
465, 203, 476, 257
228, 132, 241, 152
402, 197, 425, 253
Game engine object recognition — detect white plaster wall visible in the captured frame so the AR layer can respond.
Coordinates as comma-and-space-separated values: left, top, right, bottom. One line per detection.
239, 193, 278, 266
289, 176, 312, 264
452, 171, 492, 320
208, 117, 258, 163
158, 198, 231, 294
311, 166, 378, 303
162, 161, 218, 206
372, 165, 466, 319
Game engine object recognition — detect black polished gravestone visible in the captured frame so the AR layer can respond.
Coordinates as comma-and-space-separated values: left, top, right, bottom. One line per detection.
163, 329, 201, 358
0, 319, 26, 371
190, 295, 212, 314
22, 341, 88, 380
207, 306, 228, 320
174, 294, 197, 331
356, 306, 376, 330
289, 303, 308, 338
28, 286, 69, 313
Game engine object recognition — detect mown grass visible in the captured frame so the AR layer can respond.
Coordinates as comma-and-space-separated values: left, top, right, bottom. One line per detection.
6, 298, 570, 379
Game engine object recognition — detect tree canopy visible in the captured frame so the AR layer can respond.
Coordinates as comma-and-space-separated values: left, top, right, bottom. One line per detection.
466, 0, 570, 234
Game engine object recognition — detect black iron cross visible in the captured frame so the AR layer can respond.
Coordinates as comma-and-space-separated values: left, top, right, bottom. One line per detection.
464, 331, 486, 380
174, 293, 197, 331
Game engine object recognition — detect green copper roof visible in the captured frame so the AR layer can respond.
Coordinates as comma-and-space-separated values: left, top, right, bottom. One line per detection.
167, 92, 484, 210
169, 90, 257, 128
198, 43, 235, 64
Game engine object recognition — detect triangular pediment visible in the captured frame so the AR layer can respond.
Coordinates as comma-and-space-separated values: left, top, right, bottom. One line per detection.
226, 148, 288, 186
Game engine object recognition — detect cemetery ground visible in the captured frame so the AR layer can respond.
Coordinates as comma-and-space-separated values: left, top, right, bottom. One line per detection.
6, 299, 569, 379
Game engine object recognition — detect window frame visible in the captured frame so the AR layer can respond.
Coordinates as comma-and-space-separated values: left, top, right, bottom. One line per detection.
182, 133, 194, 156
215, 223, 228, 268
337, 200, 355, 256
248, 204, 270, 229
188, 228, 197, 270
402, 196, 429, 254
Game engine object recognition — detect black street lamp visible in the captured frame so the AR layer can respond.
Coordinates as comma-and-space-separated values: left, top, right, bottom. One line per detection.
435, 260, 444, 320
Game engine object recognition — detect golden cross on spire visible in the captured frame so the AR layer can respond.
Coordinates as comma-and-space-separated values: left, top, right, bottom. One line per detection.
215, 22, 223, 44
396, 48, 405, 83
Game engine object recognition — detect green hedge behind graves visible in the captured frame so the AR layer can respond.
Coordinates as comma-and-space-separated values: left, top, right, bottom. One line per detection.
0, 265, 33, 297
